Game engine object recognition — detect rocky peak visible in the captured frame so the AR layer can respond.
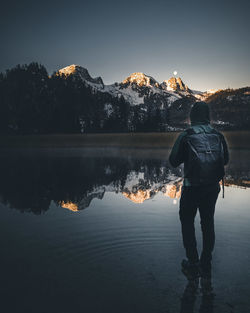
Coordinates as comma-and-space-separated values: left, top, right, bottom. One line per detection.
161, 77, 190, 92
121, 72, 159, 88
122, 190, 152, 203
58, 64, 104, 86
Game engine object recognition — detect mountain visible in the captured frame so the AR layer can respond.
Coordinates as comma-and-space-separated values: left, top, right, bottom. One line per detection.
58, 64, 104, 88
161, 77, 191, 94
122, 72, 159, 88
193, 88, 220, 101
207, 87, 250, 129
1, 62, 248, 135
117, 72, 187, 107
57, 66, 198, 129
56, 64, 250, 130
57, 65, 195, 106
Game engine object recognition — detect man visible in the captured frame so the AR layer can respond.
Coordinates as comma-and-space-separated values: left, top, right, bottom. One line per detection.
169, 101, 229, 279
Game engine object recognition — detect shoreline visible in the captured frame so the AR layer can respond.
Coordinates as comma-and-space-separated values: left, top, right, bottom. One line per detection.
0, 131, 249, 149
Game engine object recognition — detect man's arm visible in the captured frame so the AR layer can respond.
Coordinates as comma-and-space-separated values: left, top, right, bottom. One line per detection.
168, 131, 187, 168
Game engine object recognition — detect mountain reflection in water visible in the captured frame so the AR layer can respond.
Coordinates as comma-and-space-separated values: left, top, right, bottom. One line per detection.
0, 147, 250, 313
0, 148, 249, 214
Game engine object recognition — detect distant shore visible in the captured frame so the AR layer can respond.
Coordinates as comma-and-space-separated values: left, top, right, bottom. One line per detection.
0, 131, 250, 149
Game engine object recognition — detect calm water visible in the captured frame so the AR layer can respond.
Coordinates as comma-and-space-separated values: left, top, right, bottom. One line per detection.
0, 147, 250, 313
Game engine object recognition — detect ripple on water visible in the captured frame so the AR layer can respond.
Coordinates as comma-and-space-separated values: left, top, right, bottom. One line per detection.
50, 224, 179, 265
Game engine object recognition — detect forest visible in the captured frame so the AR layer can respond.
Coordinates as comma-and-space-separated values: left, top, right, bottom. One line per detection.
0, 63, 168, 134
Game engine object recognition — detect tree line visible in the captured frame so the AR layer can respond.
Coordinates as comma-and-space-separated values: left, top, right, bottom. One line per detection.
0, 62, 168, 134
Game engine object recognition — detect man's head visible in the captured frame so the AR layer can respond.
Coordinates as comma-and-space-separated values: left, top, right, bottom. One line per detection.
189, 101, 210, 125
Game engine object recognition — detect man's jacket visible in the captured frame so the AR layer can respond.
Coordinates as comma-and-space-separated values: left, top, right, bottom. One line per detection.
168, 123, 229, 186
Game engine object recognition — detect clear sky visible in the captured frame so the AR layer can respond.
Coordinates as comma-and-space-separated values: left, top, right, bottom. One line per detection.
1, 0, 249, 91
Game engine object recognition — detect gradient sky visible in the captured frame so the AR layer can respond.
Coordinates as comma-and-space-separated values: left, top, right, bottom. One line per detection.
1, 0, 249, 91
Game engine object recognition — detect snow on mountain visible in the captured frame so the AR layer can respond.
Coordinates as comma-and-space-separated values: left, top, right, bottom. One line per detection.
207, 89, 219, 94
57, 65, 203, 107
105, 72, 185, 107
193, 88, 221, 100
104, 83, 146, 105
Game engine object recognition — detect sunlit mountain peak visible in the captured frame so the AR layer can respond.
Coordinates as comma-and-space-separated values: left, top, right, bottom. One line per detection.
163, 184, 182, 199
161, 77, 190, 92
59, 201, 79, 212
122, 72, 159, 87
58, 64, 104, 86
58, 64, 79, 76
122, 189, 153, 203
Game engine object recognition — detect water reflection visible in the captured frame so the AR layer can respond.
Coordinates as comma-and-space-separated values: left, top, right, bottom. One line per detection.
180, 278, 199, 313
0, 148, 249, 313
180, 277, 215, 313
0, 148, 249, 214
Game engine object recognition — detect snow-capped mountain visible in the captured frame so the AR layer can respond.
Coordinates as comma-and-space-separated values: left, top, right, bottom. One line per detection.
122, 72, 159, 88
56, 65, 250, 131
57, 65, 197, 108
193, 88, 221, 100
118, 72, 185, 107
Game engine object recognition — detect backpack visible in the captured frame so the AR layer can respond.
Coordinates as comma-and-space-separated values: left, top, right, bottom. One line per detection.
185, 128, 225, 185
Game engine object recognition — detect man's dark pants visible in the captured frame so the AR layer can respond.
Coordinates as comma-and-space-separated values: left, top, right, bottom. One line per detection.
179, 183, 220, 271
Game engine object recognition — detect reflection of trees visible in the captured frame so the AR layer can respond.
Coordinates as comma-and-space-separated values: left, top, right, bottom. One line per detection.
0, 155, 112, 213
0, 154, 181, 214
0, 149, 248, 214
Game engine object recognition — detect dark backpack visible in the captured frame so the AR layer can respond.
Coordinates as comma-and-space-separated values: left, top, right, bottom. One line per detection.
185, 128, 225, 185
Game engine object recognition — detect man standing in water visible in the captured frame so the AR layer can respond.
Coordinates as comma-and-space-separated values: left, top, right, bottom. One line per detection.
169, 101, 229, 279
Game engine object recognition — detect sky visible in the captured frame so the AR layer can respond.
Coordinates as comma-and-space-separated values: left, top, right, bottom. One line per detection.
1, 0, 249, 91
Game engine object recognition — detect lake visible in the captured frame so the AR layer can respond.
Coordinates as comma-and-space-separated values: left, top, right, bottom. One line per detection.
0, 146, 249, 313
